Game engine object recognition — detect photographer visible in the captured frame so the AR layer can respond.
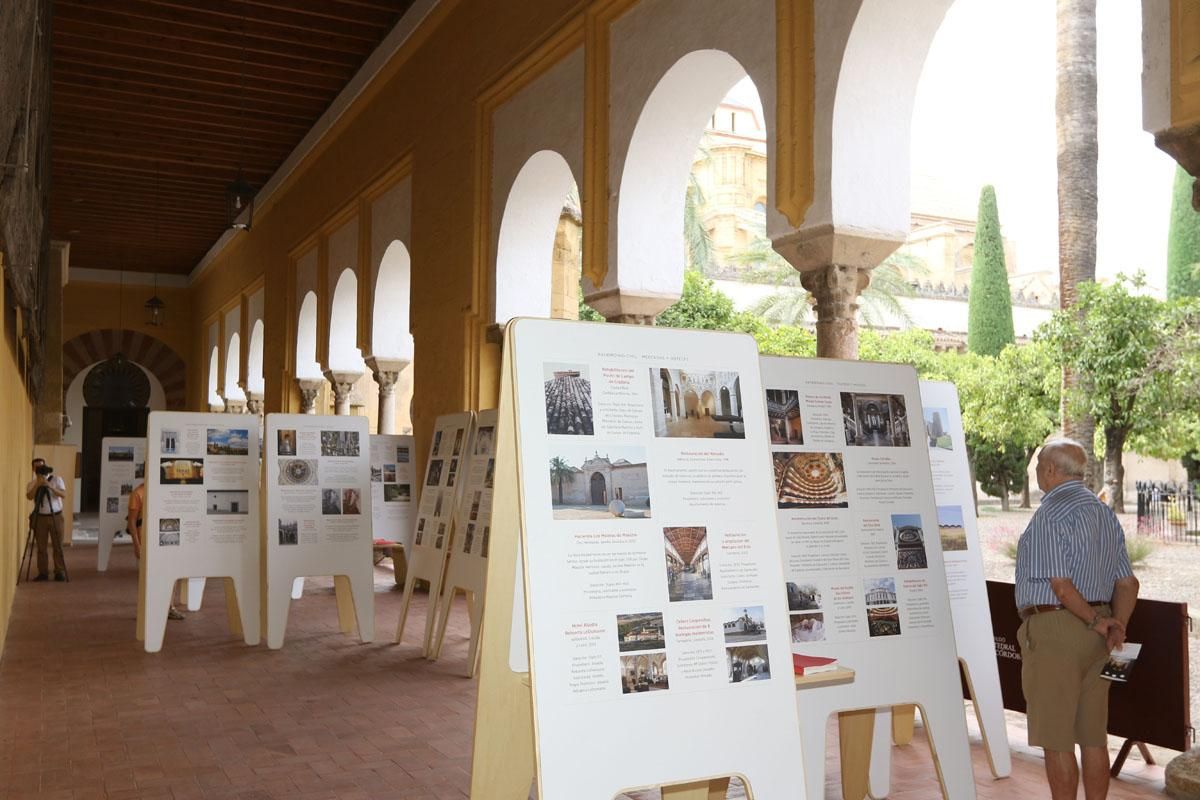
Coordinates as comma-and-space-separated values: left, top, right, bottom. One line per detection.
25, 458, 67, 582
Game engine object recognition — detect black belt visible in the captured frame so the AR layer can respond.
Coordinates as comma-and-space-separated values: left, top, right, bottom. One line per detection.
1018, 600, 1107, 622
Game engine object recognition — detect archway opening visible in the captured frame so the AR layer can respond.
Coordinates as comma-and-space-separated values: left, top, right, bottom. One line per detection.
247, 319, 265, 397
224, 332, 245, 404
372, 240, 415, 432
296, 291, 321, 380
207, 346, 221, 409
589, 472, 607, 506
329, 268, 364, 373
700, 390, 716, 417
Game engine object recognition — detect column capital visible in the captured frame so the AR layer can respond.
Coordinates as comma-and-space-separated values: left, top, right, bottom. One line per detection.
798, 263, 873, 360
323, 370, 363, 416
364, 356, 408, 391
295, 377, 325, 415
770, 223, 902, 274
582, 287, 678, 325
244, 392, 262, 416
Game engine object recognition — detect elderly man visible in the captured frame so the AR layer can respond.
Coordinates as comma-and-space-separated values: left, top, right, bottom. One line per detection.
1016, 439, 1139, 800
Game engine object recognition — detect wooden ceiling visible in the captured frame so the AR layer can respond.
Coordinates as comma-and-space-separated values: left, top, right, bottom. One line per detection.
50, 0, 417, 275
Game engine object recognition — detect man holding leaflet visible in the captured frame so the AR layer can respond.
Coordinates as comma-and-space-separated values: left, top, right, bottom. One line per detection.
1015, 439, 1139, 800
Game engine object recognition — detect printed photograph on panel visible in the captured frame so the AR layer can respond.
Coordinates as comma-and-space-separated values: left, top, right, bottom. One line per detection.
160, 430, 179, 455
278, 518, 299, 546
892, 513, 928, 570
105, 497, 119, 513
549, 444, 650, 520
434, 522, 446, 549
321, 489, 342, 515
765, 389, 803, 445
120, 483, 133, 496
320, 430, 360, 458
108, 446, 135, 462
160, 458, 204, 485
278, 459, 318, 486
726, 645, 771, 683
158, 518, 180, 546
722, 606, 767, 644
790, 612, 825, 643
773, 452, 848, 509
452, 429, 464, 457
135, 463, 145, 479
397, 445, 410, 463
937, 505, 967, 551
370, 466, 382, 483
481, 526, 491, 558
664, 527, 712, 602
620, 653, 668, 694
426, 459, 444, 487
484, 458, 495, 488
841, 392, 911, 447
384, 483, 410, 503
447, 458, 459, 488
207, 428, 249, 456
863, 577, 901, 638
786, 582, 822, 612
474, 425, 495, 455
649, 368, 744, 439
616, 612, 666, 652
544, 363, 594, 436
277, 429, 297, 456
431, 431, 443, 457
383, 464, 397, 483
924, 407, 952, 450
462, 523, 476, 555
433, 492, 444, 517
206, 490, 249, 515
414, 519, 425, 546
342, 488, 362, 515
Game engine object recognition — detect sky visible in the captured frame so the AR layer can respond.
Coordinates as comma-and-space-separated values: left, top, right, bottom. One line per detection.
725, 0, 1177, 295
910, 0, 1176, 294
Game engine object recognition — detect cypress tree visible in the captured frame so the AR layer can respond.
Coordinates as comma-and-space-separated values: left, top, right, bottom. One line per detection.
966, 185, 1015, 356
1166, 165, 1200, 300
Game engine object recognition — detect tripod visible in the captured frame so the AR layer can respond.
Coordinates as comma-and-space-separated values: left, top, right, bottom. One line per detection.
18, 484, 69, 583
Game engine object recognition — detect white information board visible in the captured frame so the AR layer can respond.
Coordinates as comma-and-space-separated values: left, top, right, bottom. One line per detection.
395, 412, 474, 653
369, 434, 417, 550
98, 437, 146, 571
760, 356, 975, 800
264, 414, 374, 649
510, 319, 805, 799
142, 413, 260, 652
431, 409, 496, 673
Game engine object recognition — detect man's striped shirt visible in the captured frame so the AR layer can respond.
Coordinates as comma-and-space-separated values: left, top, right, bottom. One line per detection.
1015, 480, 1134, 608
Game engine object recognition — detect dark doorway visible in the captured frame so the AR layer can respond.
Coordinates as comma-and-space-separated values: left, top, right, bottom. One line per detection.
720, 386, 731, 416
80, 356, 153, 512
590, 472, 607, 505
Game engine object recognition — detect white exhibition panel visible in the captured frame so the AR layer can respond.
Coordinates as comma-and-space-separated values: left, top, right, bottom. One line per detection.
759, 356, 975, 800
395, 412, 474, 652
98, 437, 146, 571
143, 413, 260, 652
264, 414, 374, 649
369, 434, 417, 550
433, 409, 497, 669
511, 319, 805, 800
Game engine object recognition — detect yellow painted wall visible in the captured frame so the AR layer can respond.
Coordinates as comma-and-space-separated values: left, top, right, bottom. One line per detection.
62, 281, 195, 368
0, 269, 35, 653
189, 0, 586, 468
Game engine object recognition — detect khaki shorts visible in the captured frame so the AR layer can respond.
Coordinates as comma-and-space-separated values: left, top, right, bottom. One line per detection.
1018, 605, 1112, 751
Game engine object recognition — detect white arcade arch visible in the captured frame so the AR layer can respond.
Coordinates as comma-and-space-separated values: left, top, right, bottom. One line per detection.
247, 319, 265, 397
295, 291, 322, 380
372, 241, 414, 362
206, 346, 221, 409
329, 268, 364, 372
224, 332, 245, 404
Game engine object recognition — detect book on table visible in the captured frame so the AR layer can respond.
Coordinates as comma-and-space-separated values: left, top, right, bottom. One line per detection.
793, 653, 838, 676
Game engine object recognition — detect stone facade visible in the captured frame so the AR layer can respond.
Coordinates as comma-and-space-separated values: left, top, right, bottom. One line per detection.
553, 454, 650, 509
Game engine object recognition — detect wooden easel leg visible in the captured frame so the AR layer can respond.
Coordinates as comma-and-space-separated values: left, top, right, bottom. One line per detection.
1137, 742, 1156, 765
661, 777, 731, 799
1110, 739, 1135, 777
224, 577, 243, 637
892, 704, 916, 745
334, 575, 355, 634
839, 709, 875, 800
431, 586, 456, 661
136, 552, 146, 642
391, 546, 407, 585
395, 574, 416, 643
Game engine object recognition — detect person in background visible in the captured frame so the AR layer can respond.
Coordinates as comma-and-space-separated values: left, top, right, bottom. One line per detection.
26, 458, 67, 581
126, 483, 184, 620
1015, 439, 1139, 800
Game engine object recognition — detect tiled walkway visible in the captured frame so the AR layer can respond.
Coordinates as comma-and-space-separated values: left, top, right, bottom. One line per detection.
0, 543, 1168, 799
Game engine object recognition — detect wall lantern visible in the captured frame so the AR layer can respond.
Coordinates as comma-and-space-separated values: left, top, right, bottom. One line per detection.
226, 170, 255, 232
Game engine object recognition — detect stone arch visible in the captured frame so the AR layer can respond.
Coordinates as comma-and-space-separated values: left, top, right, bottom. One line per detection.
700, 390, 716, 417
328, 268, 363, 372
607, 50, 752, 316
62, 329, 186, 410
590, 472, 607, 506
494, 150, 579, 325
372, 240, 414, 362
295, 291, 321, 380
224, 332, 245, 403
684, 389, 699, 417
207, 346, 221, 408
247, 319, 265, 396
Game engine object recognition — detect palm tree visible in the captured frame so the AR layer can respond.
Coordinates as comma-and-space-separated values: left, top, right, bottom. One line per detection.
549, 457, 574, 505
1057, 0, 1100, 486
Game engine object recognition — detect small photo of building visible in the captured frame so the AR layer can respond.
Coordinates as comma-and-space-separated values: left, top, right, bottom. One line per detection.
786, 582, 822, 612
723, 606, 767, 644
544, 363, 594, 436
370, 466, 382, 483
278, 519, 299, 546
726, 644, 771, 683
427, 459, 444, 486
790, 613, 825, 643
320, 430, 360, 458
321, 489, 341, 515
484, 458, 495, 488
432, 431, 443, 457
158, 531, 180, 547
120, 483, 133, 496
384, 483, 410, 503
462, 523, 476, 555
469, 490, 481, 521
414, 519, 425, 546
474, 425, 495, 455
396, 445, 410, 463
549, 445, 650, 520
433, 492, 444, 517
383, 464, 397, 483
650, 368, 744, 439
447, 458, 459, 487
277, 429, 297, 456
616, 612, 665, 652
108, 445, 135, 462
620, 652, 668, 694
105, 497, 119, 513
765, 389, 803, 445
160, 430, 179, 455
863, 577, 897, 606
452, 428, 464, 457
664, 527, 711, 602
207, 490, 249, 515
207, 428, 249, 456
841, 392, 911, 447
158, 518, 180, 533
892, 513, 928, 570
434, 522, 446, 549
773, 452, 848, 509
867, 606, 902, 638
924, 407, 952, 450
160, 458, 204, 485
937, 505, 967, 552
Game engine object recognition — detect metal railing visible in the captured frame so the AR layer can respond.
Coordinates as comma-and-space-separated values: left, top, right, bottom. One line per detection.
1136, 481, 1200, 542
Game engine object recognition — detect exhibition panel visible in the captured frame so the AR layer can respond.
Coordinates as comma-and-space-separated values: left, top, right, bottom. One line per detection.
760, 356, 976, 800
97, 437, 146, 572
395, 412, 475, 654
370, 433, 417, 549
264, 414, 374, 649
141, 413, 261, 653
481, 320, 805, 800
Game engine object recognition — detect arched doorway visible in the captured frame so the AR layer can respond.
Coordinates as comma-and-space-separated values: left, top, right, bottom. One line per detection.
590, 472, 607, 505
659, 369, 672, 419
684, 389, 699, 418
700, 390, 716, 417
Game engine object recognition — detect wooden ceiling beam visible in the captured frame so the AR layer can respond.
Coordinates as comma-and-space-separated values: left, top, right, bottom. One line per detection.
141, 0, 401, 35
54, 153, 274, 183
52, 77, 318, 125
236, 0, 406, 28
54, 199, 226, 224
52, 90, 311, 139
51, 120, 293, 163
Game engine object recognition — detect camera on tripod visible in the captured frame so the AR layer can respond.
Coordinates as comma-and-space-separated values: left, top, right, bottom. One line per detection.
34, 464, 53, 477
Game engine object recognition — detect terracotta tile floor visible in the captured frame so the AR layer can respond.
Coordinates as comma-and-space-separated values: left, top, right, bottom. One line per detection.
0, 544, 1168, 799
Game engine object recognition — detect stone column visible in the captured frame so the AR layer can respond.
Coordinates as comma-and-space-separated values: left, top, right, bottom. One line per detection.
296, 378, 324, 414
243, 393, 262, 416
324, 370, 363, 416
582, 288, 677, 325
799, 265, 871, 360
223, 397, 246, 415
365, 357, 407, 435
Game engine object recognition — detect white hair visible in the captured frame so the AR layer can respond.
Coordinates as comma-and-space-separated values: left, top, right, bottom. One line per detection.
1040, 439, 1087, 477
